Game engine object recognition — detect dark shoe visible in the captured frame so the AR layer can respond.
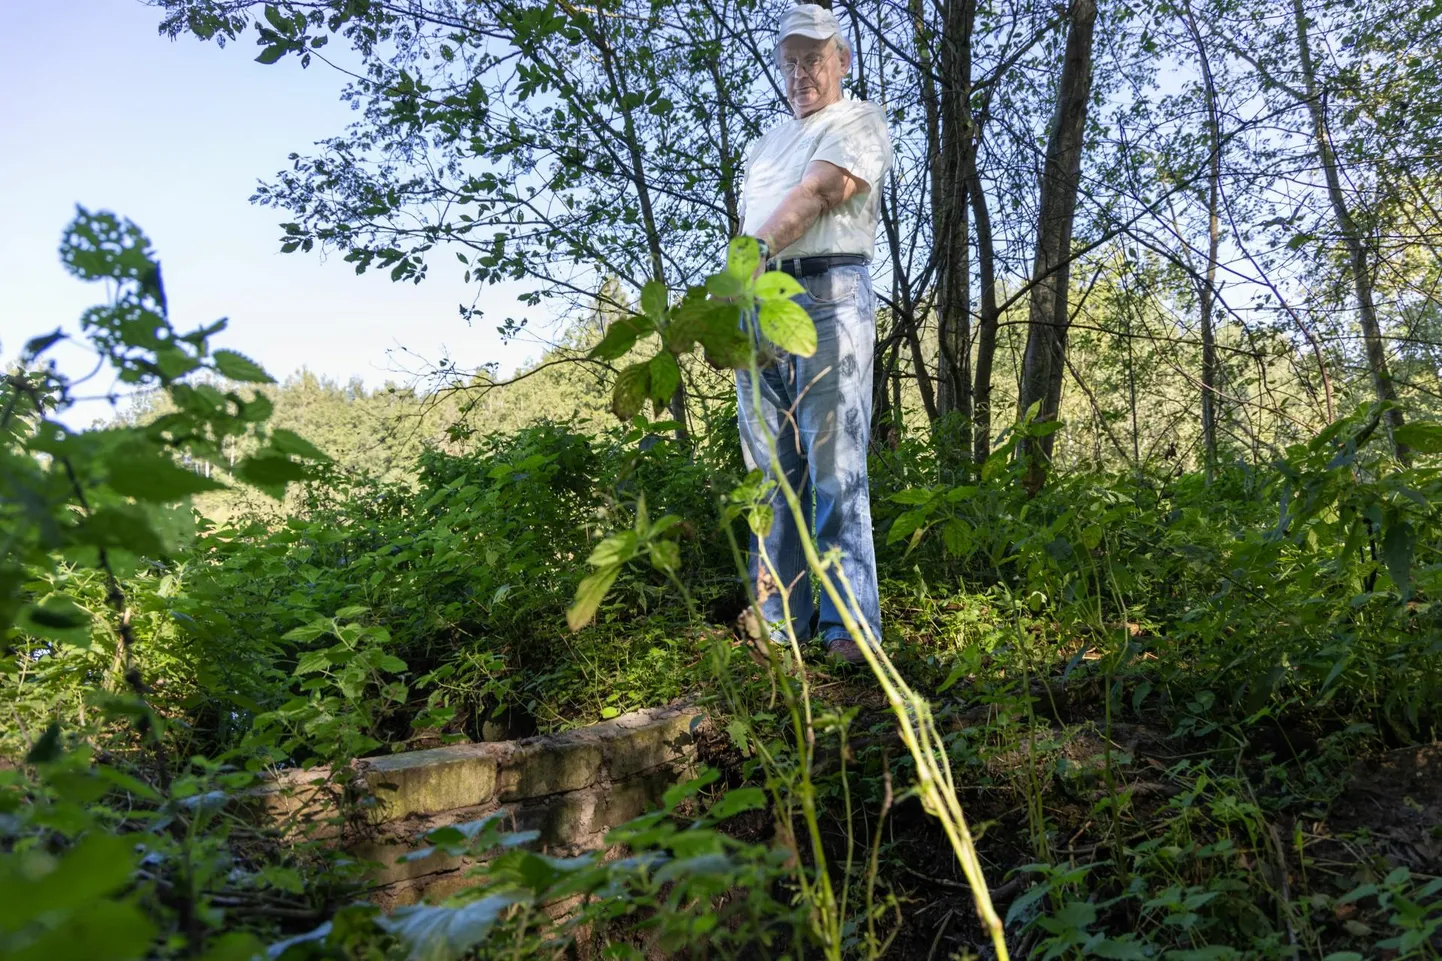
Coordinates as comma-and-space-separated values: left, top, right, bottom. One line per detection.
825, 636, 868, 666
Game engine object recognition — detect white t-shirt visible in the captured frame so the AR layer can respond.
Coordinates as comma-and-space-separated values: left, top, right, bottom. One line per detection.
740, 97, 894, 260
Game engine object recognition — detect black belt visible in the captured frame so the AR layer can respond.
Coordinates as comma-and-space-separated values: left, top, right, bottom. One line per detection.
769, 254, 870, 277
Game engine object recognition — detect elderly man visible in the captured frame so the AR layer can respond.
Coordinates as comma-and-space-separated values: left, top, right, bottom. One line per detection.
737, 3, 893, 664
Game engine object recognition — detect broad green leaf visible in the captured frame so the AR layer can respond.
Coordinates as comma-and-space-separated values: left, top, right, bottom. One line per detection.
108, 445, 226, 501
73, 506, 165, 556
886, 509, 929, 547
610, 362, 650, 421
708, 786, 767, 819
5, 897, 156, 961
725, 236, 761, 279
376, 893, 525, 961
668, 296, 735, 353
590, 314, 654, 361
588, 530, 638, 566
197, 933, 266, 961
649, 539, 680, 573
212, 348, 275, 383
567, 564, 620, 631
25, 723, 64, 765
888, 488, 933, 505
283, 620, 331, 642
236, 452, 309, 491
941, 518, 970, 556
270, 428, 331, 462
1088, 938, 1150, 960
753, 271, 804, 300
758, 298, 816, 356
21, 596, 93, 647
706, 272, 745, 298
1, 833, 139, 929
255, 44, 287, 65
1393, 420, 1442, 454
640, 279, 667, 319
647, 352, 681, 404
1381, 518, 1414, 598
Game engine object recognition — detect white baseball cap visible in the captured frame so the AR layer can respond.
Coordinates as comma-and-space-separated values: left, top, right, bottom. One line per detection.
777, 4, 843, 45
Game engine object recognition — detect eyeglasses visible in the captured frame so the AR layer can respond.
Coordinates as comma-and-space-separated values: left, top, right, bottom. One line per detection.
779, 51, 833, 77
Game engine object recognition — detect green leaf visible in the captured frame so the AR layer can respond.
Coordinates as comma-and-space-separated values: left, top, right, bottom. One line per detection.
590, 314, 654, 361
283, 619, 332, 643
649, 539, 680, 573
1393, 420, 1442, 454
886, 509, 930, 546
588, 530, 638, 566
708, 786, 767, 819
758, 298, 816, 356
73, 506, 165, 556
212, 349, 275, 383
640, 279, 668, 319
1089, 938, 1149, 960
22, 596, 93, 646
668, 296, 736, 353
706, 272, 745, 298
1, 833, 140, 929
5, 898, 156, 961
725, 236, 761, 279
888, 488, 933, 505
1381, 518, 1414, 598
567, 564, 620, 631
108, 445, 226, 501
647, 352, 681, 405
753, 271, 804, 300
236, 452, 309, 494
197, 933, 267, 961
376, 893, 525, 961
255, 44, 287, 65
25, 723, 64, 765
610, 362, 650, 421
270, 428, 331, 462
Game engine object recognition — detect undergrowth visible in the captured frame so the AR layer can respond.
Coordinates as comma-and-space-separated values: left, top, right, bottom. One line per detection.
4, 213, 1441, 959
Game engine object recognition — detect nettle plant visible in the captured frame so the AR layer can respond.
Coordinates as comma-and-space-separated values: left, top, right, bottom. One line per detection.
567, 238, 817, 629
1, 209, 329, 960
570, 238, 1013, 961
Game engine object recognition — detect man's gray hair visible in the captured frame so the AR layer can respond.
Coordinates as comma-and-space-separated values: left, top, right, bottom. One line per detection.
773, 30, 852, 65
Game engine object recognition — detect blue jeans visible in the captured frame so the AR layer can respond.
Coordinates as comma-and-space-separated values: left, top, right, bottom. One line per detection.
736, 264, 882, 648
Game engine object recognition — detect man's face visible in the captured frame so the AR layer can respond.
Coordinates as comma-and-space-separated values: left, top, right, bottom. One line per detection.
779, 35, 848, 118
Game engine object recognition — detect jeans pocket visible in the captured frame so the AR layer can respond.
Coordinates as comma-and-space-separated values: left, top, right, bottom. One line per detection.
799, 267, 862, 306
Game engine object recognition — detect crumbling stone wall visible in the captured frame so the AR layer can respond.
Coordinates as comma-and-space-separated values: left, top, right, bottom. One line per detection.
261, 703, 702, 906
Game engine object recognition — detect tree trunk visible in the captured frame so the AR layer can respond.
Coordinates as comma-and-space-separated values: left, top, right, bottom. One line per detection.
933, 0, 976, 436
1017, 0, 1097, 493
1291, 0, 1408, 463
969, 154, 1000, 464
1183, 6, 1221, 480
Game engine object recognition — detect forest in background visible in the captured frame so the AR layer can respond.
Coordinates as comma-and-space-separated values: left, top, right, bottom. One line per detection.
4, 0, 1442, 958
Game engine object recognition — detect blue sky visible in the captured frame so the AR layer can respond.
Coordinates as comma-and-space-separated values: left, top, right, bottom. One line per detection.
0, 0, 537, 420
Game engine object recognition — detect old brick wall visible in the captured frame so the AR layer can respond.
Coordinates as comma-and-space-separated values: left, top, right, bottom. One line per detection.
260, 703, 702, 907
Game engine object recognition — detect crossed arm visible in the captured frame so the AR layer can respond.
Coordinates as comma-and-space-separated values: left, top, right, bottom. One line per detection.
749, 159, 867, 256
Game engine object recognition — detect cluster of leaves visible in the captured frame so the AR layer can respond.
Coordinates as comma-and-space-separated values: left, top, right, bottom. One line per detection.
588, 237, 816, 421
870, 402, 1442, 739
